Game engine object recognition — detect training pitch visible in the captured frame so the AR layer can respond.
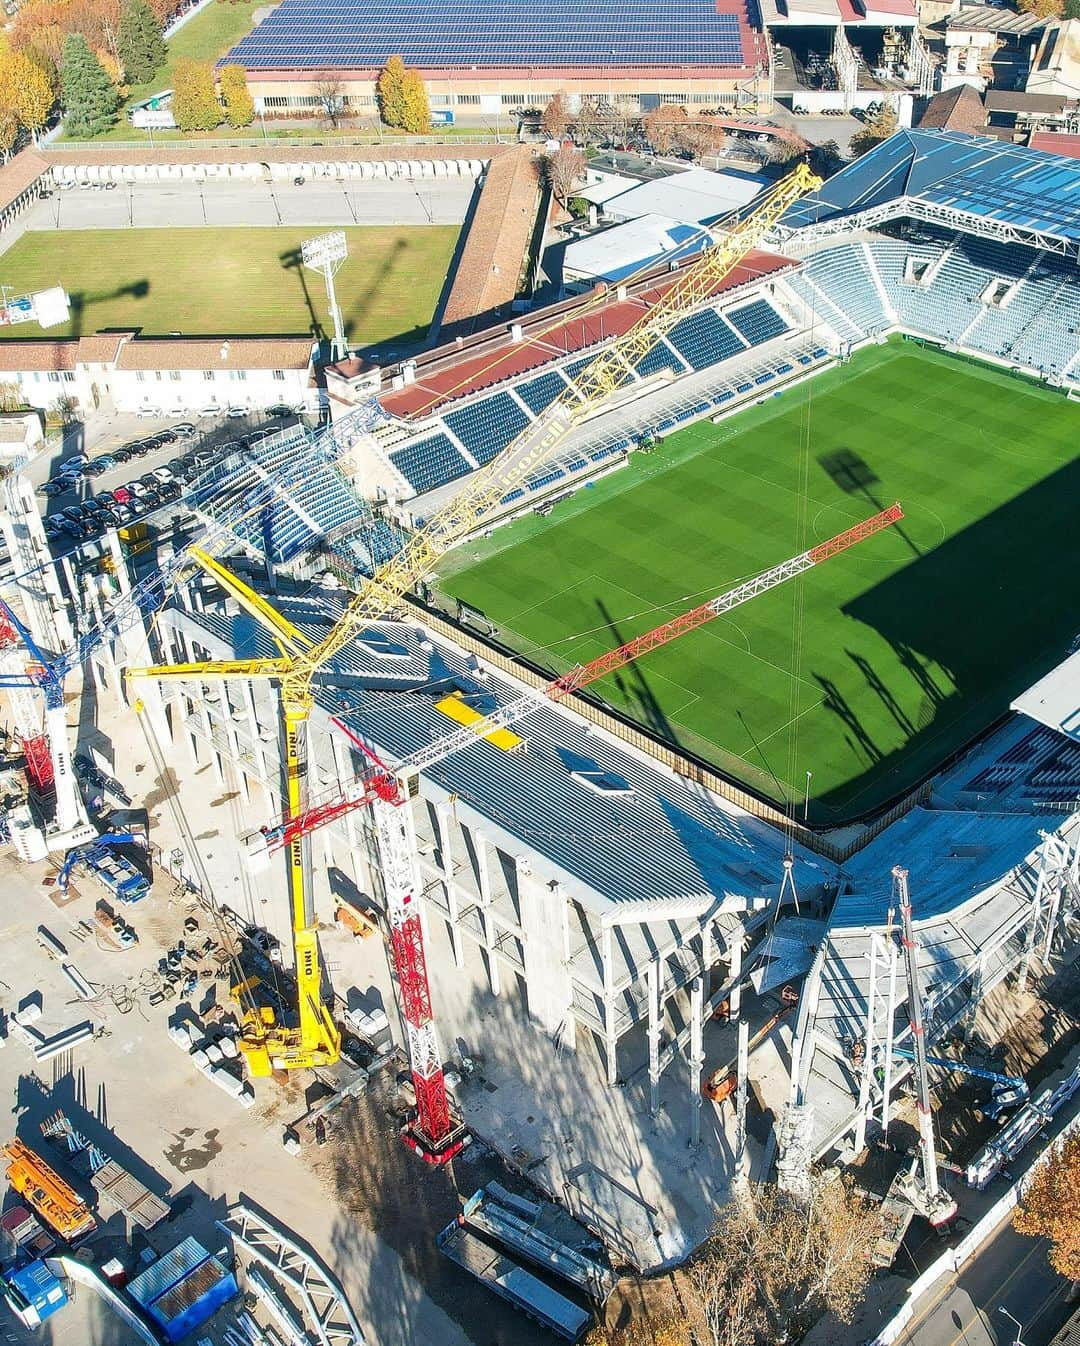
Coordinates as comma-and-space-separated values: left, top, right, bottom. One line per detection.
0, 226, 458, 344
438, 341, 1080, 823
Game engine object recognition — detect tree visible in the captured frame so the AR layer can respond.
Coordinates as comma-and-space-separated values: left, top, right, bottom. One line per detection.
572, 98, 606, 147
117, 0, 166, 86
810, 138, 844, 178
220, 63, 255, 128
1014, 1134, 1080, 1280
172, 57, 221, 132
0, 50, 55, 137
849, 103, 898, 157
542, 91, 568, 138
314, 75, 343, 128
60, 33, 119, 138
0, 109, 17, 159
684, 1175, 879, 1346
642, 104, 688, 153
400, 66, 430, 133
1018, 0, 1062, 17
674, 119, 724, 160
376, 55, 408, 128
541, 144, 585, 202
1064, 0, 1080, 18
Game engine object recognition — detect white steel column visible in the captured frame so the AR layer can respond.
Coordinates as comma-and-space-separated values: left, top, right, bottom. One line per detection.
728, 923, 744, 1023
435, 803, 464, 970
475, 832, 500, 996
853, 934, 878, 1154
647, 959, 661, 1118
735, 1020, 750, 1185
880, 927, 899, 1135
602, 925, 618, 1087
689, 976, 704, 1147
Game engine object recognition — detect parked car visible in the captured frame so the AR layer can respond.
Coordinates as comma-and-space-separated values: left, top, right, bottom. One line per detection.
112, 486, 133, 504
135, 404, 163, 419
43, 516, 64, 538
266, 403, 293, 419
171, 422, 196, 440
112, 447, 133, 464
158, 481, 182, 503
196, 404, 222, 418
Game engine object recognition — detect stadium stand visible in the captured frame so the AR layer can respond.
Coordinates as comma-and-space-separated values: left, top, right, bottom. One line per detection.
444, 392, 532, 465
667, 309, 745, 371
726, 299, 789, 346
390, 432, 473, 496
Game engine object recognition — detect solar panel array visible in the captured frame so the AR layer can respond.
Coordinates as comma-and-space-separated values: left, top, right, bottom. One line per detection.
227, 0, 747, 70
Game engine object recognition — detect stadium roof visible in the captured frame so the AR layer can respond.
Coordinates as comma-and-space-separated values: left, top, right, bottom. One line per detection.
1011, 650, 1080, 740
782, 129, 1080, 253
172, 599, 808, 917
225, 0, 758, 74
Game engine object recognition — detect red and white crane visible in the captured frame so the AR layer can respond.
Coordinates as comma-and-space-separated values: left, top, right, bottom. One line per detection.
256, 503, 903, 1160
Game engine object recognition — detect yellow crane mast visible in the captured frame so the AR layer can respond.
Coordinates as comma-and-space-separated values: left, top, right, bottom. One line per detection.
127, 164, 822, 1078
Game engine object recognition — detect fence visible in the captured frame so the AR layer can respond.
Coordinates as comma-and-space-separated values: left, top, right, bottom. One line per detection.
43, 133, 502, 154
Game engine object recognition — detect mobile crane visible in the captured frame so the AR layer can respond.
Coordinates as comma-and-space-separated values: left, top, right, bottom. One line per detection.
127, 164, 826, 1154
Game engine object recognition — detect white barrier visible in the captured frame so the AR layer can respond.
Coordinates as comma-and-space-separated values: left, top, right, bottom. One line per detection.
868, 1105, 1080, 1345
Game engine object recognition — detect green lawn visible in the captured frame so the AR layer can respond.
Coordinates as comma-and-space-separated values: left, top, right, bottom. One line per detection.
60, 0, 260, 142
0, 226, 459, 344
437, 342, 1080, 823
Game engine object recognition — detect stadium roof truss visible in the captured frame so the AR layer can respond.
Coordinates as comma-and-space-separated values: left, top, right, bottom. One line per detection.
779, 130, 1080, 259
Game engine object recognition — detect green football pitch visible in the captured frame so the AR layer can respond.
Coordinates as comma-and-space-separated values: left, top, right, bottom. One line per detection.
436, 341, 1080, 824
0, 227, 459, 344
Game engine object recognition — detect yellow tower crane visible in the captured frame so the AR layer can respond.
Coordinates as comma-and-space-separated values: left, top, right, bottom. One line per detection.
127, 163, 822, 1079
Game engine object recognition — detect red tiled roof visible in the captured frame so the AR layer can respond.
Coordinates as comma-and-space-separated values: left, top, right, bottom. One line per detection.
1030, 132, 1080, 159
0, 149, 48, 213
380, 249, 794, 419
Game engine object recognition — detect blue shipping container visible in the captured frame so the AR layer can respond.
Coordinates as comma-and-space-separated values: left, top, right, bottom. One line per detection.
153, 1266, 238, 1343
128, 1236, 208, 1307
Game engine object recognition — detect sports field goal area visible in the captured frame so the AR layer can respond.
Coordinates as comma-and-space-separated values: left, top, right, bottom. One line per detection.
436, 340, 1080, 824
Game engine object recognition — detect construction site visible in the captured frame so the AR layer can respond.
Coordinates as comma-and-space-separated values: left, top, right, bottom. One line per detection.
0, 150, 1078, 1346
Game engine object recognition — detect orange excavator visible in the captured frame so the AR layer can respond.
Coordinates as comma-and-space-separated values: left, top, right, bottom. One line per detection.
703, 986, 799, 1103
2, 1139, 96, 1242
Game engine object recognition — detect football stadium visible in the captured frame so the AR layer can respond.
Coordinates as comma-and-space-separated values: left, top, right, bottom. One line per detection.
98, 129, 1080, 1265
306, 130, 1080, 828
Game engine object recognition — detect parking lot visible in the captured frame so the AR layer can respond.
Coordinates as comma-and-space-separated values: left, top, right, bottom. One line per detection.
28, 408, 311, 560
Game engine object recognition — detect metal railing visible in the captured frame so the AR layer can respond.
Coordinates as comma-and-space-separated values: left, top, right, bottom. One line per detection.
44, 133, 502, 153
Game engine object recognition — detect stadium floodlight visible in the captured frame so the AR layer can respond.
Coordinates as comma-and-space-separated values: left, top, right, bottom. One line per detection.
301, 231, 348, 361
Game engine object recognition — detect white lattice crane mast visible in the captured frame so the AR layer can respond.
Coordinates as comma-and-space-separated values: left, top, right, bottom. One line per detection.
257, 504, 903, 1162
894, 865, 958, 1228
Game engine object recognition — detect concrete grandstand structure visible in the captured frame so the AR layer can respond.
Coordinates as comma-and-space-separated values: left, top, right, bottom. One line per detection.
65, 129, 1080, 1262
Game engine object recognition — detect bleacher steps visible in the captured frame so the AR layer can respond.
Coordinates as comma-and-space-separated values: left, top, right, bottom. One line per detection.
861, 241, 896, 322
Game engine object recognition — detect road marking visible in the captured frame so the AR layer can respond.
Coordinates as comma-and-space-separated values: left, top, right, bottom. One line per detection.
933, 1237, 1051, 1346
898, 1215, 1044, 1343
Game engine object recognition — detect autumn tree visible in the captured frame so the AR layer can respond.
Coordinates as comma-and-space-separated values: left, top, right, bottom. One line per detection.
810, 138, 844, 177
685, 1175, 879, 1346
542, 144, 585, 202
642, 104, 688, 153
314, 75, 343, 128
172, 57, 221, 132
674, 119, 724, 160
375, 55, 408, 128
0, 50, 55, 138
1018, 0, 1062, 17
0, 110, 17, 158
400, 65, 430, 133
542, 90, 568, 138
219, 63, 255, 128
1014, 1133, 1080, 1280
849, 103, 898, 156
60, 33, 119, 138
572, 98, 607, 147
117, 0, 166, 86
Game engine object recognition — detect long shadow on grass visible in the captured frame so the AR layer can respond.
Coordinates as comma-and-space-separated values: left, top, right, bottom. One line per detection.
279, 246, 327, 344
813, 456, 1080, 820
66, 278, 150, 338
594, 597, 682, 749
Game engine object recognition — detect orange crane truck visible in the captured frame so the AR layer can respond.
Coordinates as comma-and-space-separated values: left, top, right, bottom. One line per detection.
2, 1139, 97, 1242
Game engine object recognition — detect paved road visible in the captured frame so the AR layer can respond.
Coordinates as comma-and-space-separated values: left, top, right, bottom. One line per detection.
0, 176, 477, 255
894, 1214, 1073, 1346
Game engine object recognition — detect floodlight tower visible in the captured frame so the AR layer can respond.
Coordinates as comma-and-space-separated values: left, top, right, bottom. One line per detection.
301, 231, 348, 362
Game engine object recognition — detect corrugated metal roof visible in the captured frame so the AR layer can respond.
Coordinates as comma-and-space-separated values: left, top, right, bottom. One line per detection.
175, 599, 803, 914
127, 1237, 209, 1308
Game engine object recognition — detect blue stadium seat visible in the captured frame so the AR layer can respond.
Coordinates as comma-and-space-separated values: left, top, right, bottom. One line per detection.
635, 340, 686, 378
667, 308, 745, 371
444, 392, 531, 465
390, 433, 471, 495
515, 369, 569, 416
726, 300, 788, 347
